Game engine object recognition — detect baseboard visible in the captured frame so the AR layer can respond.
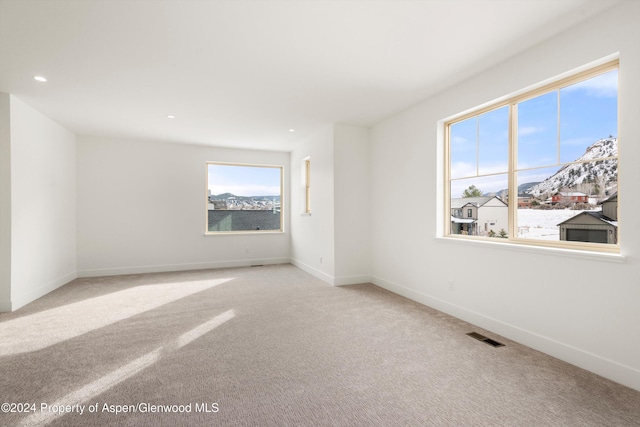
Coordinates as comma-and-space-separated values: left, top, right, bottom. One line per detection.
0, 299, 11, 313
9, 270, 77, 312
371, 274, 640, 393
77, 258, 290, 278
290, 258, 334, 285
334, 274, 371, 286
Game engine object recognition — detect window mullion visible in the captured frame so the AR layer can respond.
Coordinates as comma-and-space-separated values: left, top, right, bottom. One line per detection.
557, 90, 561, 165
508, 103, 517, 240
444, 124, 451, 236
475, 116, 480, 177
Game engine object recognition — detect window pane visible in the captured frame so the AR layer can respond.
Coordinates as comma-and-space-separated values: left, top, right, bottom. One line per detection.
517, 91, 558, 169
450, 117, 477, 179
517, 166, 563, 203
478, 106, 509, 175
450, 175, 509, 238
560, 69, 618, 164
207, 163, 282, 232
516, 160, 617, 243
516, 166, 570, 241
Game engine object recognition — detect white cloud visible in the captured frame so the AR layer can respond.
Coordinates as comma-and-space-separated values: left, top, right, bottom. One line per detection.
450, 161, 476, 179
560, 136, 595, 147
564, 71, 617, 98
452, 135, 471, 145
478, 162, 508, 175
450, 172, 509, 197
518, 126, 543, 136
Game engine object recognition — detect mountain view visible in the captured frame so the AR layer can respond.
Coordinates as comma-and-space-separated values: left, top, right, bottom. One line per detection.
485, 137, 618, 202
208, 193, 280, 211
526, 137, 618, 201
209, 193, 280, 202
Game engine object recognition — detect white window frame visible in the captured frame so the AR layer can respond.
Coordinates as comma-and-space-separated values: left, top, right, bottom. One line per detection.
206, 161, 284, 234
302, 157, 311, 214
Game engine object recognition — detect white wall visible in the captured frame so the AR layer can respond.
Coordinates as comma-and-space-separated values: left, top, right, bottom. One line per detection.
76, 136, 290, 276
370, 1, 640, 391
289, 124, 371, 286
333, 124, 370, 285
7, 95, 77, 311
289, 126, 336, 282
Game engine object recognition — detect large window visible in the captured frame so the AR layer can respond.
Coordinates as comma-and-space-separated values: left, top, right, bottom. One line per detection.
206, 162, 283, 233
445, 60, 619, 253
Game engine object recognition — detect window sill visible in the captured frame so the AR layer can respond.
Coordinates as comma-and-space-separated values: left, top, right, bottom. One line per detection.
300, 212, 312, 216
435, 236, 625, 263
204, 230, 285, 236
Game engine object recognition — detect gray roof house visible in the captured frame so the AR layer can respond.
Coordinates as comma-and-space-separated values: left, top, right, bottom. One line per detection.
557, 193, 618, 244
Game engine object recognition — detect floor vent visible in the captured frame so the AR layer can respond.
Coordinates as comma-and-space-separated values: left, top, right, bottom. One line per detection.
250, 264, 264, 267
466, 332, 505, 348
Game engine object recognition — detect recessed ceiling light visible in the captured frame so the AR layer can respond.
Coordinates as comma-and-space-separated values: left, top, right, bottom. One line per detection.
289, 129, 295, 132
34, 76, 47, 82
166, 115, 175, 119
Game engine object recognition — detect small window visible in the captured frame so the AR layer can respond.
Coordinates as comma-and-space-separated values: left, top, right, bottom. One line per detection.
206, 162, 283, 233
467, 208, 473, 218
304, 158, 311, 214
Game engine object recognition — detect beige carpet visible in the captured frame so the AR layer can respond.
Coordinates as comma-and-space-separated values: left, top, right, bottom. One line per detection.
1, 264, 639, 426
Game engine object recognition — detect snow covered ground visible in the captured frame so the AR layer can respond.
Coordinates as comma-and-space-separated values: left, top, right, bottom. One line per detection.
516, 208, 599, 240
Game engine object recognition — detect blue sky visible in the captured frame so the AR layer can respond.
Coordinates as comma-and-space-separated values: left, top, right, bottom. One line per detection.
208, 164, 281, 196
450, 69, 617, 196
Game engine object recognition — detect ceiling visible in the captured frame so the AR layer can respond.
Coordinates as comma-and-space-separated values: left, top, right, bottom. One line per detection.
0, 0, 620, 152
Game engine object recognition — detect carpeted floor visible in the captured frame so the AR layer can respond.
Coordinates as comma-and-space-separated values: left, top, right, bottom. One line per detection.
1, 264, 639, 426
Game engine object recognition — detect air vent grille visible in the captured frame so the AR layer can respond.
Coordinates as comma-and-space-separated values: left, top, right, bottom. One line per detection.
466, 332, 505, 348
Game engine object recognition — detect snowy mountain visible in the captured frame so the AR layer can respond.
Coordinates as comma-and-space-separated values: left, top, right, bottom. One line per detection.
526, 138, 617, 200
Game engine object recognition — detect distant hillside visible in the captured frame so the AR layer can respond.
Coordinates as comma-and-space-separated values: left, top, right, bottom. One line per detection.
210, 193, 280, 201
212, 193, 235, 199
526, 137, 617, 199
486, 182, 539, 198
